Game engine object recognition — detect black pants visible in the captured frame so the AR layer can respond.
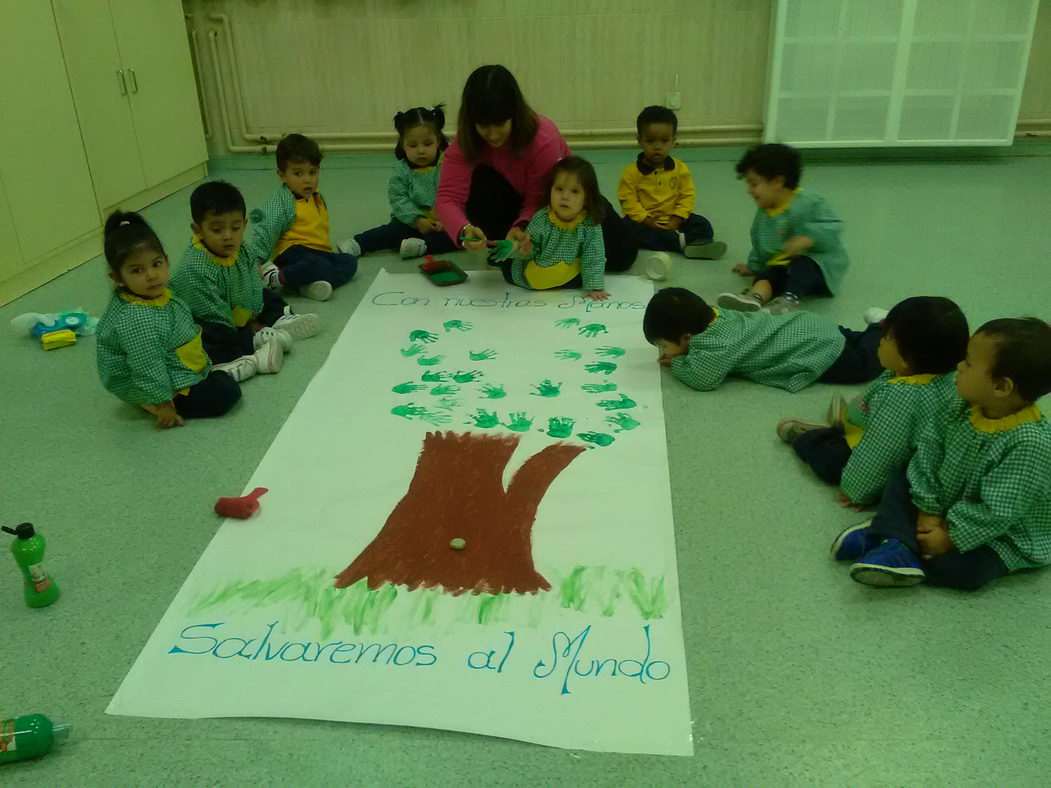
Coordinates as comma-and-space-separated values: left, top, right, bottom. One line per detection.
200, 290, 287, 364
868, 473, 1009, 590
818, 325, 883, 384
354, 219, 457, 256
753, 256, 829, 298
274, 244, 358, 290
792, 427, 851, 485
174, 371, 241, 418
465, 165, 638, 273
498, 261, 582, 290
624, 213, 714, 252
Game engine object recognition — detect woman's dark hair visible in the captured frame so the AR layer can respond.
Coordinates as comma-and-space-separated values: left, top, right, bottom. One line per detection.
276, 133, 323, 171
643, 287, 715, 344
882, 296, 969, 375
394, 104, 450, 161
542, 157, 605, 224
457, 65, 538, 162
103, 210, 165, 280
735, 143, 803, 189
977, 318, 1051, 402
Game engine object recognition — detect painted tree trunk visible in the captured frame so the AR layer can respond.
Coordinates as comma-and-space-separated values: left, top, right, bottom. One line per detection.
334, 431, 585, 595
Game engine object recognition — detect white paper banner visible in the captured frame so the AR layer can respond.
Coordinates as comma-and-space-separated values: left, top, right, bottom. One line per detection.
108, 271, 692, 756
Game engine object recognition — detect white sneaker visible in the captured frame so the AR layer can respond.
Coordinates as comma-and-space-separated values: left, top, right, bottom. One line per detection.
213, 354, 259, 383
253, 326, 293, 353
338, 238, 361, 257
717, 291, 764, 312
273, 313, 321, 340
253, 340, 284, 374
864, 307, 889, 325
301, 280, 333, 301
400, 237, 427, 259
260, 261, 282, 290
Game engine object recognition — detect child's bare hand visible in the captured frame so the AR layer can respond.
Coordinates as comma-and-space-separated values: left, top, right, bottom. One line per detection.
732, 263, 753, 277
584, 290, 610, 301
416, 217, 440, 234
665, 216, 684, 231
836, 492, 865, 512
916, 520, 953, 559
641, 216, 662, 230
152, 402, 184, 429
507, 226, 532, 257
658, 354, 672, 366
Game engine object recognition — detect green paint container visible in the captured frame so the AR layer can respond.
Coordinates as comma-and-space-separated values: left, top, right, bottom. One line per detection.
2, 523, 60, 608
0, 714, 71, 763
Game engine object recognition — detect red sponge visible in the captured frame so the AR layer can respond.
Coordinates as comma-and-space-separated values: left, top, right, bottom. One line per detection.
215, 487, 269, 519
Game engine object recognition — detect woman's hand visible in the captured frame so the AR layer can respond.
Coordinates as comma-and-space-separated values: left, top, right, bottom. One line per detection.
461, 224, 488, 254
584, 290, 610, 302
507, 226, 532, 257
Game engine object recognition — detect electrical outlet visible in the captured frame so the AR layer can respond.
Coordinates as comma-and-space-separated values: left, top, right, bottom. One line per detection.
666, 91, 682, 110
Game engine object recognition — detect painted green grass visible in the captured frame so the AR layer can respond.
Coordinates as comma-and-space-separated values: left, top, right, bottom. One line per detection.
188, 566, 668, 639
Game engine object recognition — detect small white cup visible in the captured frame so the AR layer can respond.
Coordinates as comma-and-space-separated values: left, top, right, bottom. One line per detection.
644, 252, 672, 281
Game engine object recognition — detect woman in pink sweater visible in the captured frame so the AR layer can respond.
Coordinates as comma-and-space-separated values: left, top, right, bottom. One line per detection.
436, 65, 637, 272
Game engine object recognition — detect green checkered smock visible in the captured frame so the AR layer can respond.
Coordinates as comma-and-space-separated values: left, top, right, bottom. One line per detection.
908, 396, 1051, 571
389, 159, 442, 226
170, 237, 264, 329
510, 209, 605, 291
669, 308, 844, 392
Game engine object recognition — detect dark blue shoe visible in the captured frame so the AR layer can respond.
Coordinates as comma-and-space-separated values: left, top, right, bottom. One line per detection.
850, 538, 925, 587
830, 520, 881, 561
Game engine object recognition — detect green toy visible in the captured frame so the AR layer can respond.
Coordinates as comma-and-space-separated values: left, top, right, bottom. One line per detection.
0, 714, 71, 763
459, 237, 516, 262
2, 523, 60, 608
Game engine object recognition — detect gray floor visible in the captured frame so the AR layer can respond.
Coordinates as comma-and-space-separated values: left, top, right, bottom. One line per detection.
3, 147, 1050, 784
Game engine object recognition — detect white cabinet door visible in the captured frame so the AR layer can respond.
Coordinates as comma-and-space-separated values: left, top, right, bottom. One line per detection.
0, 175, 23, 284
110, 0, 207, 187
0, 1, 99, 262
52, 0, 147, 210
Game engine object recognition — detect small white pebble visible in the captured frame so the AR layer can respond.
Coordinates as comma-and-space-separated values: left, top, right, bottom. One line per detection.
450, 538, 466, 550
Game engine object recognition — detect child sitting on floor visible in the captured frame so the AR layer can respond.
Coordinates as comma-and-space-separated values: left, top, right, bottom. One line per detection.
95, 211, 242, 428
719, 143, 849, 315
503, 156, 610, 301
777, 297, 969, 506
348, 105, 456, 260
250, 133, 358, 301
835, 318, 1051, 591
617, 105, 725, 260
170, 181, 320, 374
643, 287, 882, 392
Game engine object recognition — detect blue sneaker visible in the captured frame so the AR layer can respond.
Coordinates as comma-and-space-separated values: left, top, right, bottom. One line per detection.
830, 520, 881, 561
850, 539, 925, 587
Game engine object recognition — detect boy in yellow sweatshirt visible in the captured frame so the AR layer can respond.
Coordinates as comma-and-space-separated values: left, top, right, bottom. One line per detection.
617, 106, 725, 260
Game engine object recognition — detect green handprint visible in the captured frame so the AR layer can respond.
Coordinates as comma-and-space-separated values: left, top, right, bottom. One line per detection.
434, 396, 462, 411
606, 413, 641, 432
466, 409, 500, 428
469, 349, 497, 361
409, 329, 439, 344
417, 354, 445, 366
585, 361, 618, 375
578, 323, 608, 338
555, 318, 581, 329
419, 408, 452, 427
400, 344, 423, 357
421, 370, 451, 383
391, 381, 427, 394
544, 416, 575, 439
577, 431, 616, 447
453, 370, 483, 383
531, 379, 562, 398
554, 349, 582, 361
502, 412, 534, 432
595, 346, 626, 358
429, 384, 461, 396
597, 393, 637, 411
479, 383, 507, 399
443, 320, 473, 333
581, 382, 618, 394
390, 403, 427, 420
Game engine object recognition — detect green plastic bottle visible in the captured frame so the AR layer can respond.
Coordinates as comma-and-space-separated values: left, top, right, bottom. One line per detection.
2, 523, 60, 607
0, 714, 71, 763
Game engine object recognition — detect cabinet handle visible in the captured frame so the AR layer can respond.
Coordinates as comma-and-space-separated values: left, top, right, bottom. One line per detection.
128, 67, 138, 94
116, 69, 127, 96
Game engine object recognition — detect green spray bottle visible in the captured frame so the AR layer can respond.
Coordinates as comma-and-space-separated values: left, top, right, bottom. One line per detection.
0, 714, 71, 763
2, 523, 60, 607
